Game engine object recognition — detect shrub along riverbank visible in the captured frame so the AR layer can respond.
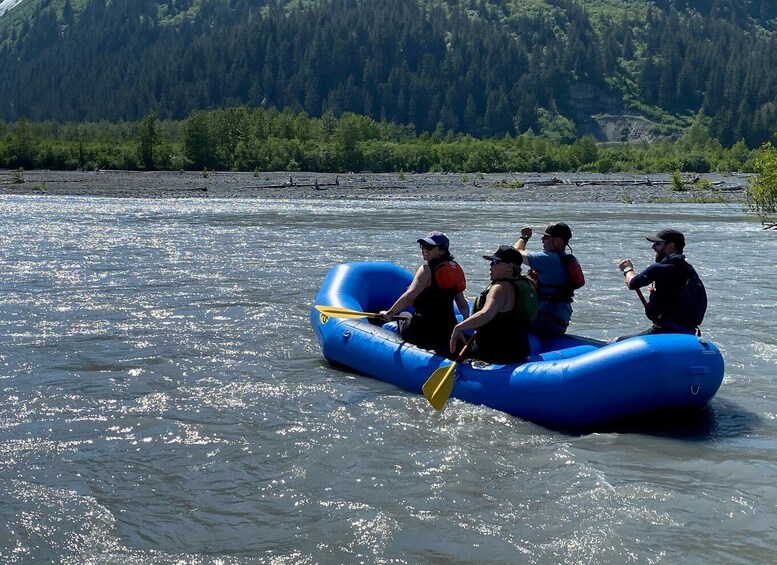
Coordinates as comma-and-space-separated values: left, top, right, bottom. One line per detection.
0, 107, 768, 175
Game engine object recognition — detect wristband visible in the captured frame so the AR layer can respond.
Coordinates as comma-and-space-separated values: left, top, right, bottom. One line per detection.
622, 268, 634, 276
520, 234, 530, 241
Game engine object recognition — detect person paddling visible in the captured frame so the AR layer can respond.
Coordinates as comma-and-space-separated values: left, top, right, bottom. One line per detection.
381, 232, 469, 357
449, 246, 537, 364
617, 228, 707, 340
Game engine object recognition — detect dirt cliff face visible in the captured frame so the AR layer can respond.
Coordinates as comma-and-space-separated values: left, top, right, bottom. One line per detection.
592, 114, 683, 143
569, 83, 683, 143
0, 0, 25, 17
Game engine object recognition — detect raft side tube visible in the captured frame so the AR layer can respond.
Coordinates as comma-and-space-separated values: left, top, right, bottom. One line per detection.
313, 261, 412, 315
473, 334, 725, 427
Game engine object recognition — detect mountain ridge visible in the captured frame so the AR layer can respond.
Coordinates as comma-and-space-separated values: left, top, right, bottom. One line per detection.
1, 0, 776, 147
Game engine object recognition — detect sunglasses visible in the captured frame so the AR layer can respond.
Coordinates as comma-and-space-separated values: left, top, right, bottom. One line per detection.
489, 258, 502, 266
419, 242, 437, 251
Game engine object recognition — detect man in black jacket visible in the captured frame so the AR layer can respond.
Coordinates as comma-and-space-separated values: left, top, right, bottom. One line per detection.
617, 229, 707, 340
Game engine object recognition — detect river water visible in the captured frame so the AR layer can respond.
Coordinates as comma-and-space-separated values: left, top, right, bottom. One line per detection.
1, 194, 775, 564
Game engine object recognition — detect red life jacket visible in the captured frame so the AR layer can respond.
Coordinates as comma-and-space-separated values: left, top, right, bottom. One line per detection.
432, 260, 466, 293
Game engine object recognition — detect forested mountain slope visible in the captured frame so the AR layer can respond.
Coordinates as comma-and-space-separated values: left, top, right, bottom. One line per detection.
1, 0, 776, 146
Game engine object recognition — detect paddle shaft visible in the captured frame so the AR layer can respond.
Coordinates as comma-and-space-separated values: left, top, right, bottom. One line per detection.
451, 333, 474, 364
439, 333, 475, 385
315, 304, 410, 320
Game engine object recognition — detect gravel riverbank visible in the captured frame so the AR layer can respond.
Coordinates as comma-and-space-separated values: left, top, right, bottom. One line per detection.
0, 169, 749, 204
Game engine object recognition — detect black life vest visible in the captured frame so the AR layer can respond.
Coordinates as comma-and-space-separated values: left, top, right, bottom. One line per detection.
471, 276, 537, 364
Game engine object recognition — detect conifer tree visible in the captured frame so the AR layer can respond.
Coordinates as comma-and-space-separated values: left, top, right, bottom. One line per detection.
138, 112, 158, 170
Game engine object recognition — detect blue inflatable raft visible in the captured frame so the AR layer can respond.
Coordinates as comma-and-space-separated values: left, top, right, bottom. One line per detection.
311, 262, 725, 428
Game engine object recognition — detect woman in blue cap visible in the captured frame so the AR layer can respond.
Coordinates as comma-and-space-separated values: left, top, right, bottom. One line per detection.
381, 231, 469, 357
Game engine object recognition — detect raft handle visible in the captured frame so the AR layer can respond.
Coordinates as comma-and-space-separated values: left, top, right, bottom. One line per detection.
690, 384, 700, 395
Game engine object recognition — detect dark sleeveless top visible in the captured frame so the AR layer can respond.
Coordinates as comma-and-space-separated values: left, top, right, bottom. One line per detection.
470, 278, 533, 364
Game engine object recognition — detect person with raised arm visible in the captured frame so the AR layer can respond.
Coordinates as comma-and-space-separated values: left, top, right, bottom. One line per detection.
513, 222, 585, 340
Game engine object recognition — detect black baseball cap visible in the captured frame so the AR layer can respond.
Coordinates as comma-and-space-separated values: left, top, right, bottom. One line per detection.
482, 245, 523, 265
543, 222, 572, 241
646, 229, 685, 249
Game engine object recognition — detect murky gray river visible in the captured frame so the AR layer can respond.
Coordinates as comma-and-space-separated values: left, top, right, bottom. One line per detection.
1, 194, 775, 564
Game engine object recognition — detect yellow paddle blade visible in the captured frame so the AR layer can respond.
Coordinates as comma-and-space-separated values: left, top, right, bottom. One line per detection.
314, 305, 379, 319
422, 363, 457, 411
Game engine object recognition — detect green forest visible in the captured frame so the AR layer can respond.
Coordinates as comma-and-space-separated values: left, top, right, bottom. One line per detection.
0, 107, 762, 174
1, 0, 777, 152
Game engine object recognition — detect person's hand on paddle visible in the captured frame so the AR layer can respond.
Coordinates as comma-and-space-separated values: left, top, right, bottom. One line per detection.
616, 259, 647, 306
618, 259, 634, 273
618, 259, 635, 286
450, 326, 467, 354
379, 310, 411, 321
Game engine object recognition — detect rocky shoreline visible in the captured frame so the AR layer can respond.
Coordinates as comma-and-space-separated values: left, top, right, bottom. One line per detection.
0, 169, 749, 204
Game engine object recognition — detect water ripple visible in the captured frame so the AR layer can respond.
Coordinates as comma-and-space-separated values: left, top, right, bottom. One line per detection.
0, 196, 775, 562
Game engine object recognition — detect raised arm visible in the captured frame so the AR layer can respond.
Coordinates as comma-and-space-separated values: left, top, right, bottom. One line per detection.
512, 226, 532, 260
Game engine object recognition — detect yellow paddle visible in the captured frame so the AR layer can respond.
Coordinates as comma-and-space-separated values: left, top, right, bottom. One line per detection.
422, 334, 475, 411
314, 304, 383, 319
314, 304, 411, 320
